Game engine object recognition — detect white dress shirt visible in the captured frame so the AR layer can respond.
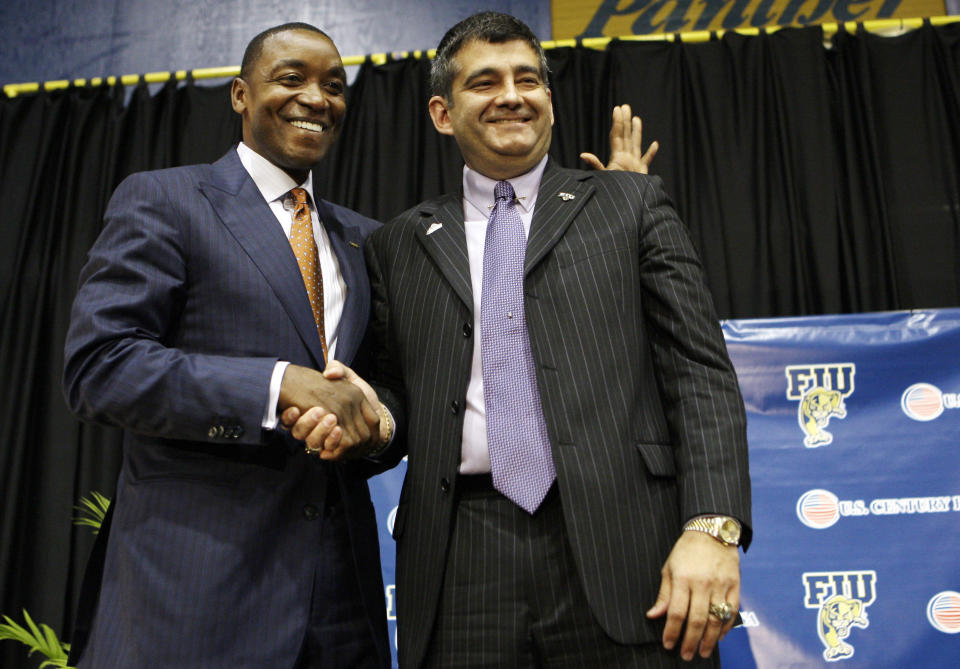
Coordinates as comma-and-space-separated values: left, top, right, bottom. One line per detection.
459, 155, 549, 473
235, 142, 347, 428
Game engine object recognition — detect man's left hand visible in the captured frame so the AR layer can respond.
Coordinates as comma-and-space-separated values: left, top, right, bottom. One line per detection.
646, 530, 740, 661
580, 104, 659, 173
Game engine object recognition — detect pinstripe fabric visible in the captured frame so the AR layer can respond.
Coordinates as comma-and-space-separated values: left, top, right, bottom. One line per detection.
367, 160, 751, 668
63, 149, 390, 668
426, 489, 719, 669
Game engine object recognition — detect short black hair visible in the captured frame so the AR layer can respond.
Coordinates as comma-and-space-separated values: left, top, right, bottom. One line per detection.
430, 12, 549, 101
240, 22, 332, 79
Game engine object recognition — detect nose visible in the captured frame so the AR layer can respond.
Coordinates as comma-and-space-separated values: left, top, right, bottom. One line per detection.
496, 78, 522, 106
297, 82, 330, 110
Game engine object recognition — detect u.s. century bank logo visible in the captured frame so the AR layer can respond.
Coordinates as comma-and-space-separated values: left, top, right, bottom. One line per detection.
796, 488, 960, 529
927, 591, 960, 634
786, 364, 855, 448
803, 570, 877, 662
901, 383, 960, 421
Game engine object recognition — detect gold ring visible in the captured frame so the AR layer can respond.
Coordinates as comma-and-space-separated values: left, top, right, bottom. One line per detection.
709, 601, 733, 622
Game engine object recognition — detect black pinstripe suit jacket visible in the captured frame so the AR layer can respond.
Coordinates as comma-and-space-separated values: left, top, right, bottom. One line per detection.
63, 149, 390, 668
367, 160, 752, 668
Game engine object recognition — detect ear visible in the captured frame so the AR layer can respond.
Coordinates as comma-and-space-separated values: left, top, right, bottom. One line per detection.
230, 78, 248, 115
547, 87, 554, 127
428, 95, 455, 136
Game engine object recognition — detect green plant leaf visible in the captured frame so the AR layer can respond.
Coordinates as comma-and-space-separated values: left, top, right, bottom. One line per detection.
72, 491, 111, 535
0, 609, 72, 667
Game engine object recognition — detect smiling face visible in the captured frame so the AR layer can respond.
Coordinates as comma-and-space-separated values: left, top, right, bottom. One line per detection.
230, 29, 346, 182
428, 38, 554, 181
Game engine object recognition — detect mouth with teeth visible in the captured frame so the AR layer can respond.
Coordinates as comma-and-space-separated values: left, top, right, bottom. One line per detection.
289, 119, 327, 133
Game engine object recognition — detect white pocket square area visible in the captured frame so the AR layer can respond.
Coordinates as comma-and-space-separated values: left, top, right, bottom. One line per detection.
426, 222, 443, 235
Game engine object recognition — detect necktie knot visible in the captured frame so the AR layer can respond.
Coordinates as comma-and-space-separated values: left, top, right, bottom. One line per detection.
290, 187, 309, 206
494, 180, 515, 203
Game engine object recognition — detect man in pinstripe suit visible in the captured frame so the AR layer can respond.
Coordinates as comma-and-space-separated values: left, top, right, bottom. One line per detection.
293, 12, 751, 668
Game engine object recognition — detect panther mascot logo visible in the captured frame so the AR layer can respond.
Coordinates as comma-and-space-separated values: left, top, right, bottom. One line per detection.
818, 594, 869, 661
799, 388, 847, 448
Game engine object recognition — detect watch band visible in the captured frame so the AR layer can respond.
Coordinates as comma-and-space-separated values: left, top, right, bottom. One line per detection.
683, 515, 741, 547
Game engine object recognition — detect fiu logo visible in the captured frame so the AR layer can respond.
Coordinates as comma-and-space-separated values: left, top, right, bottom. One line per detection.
786, 364, 855, 448
802, 570, 877, 662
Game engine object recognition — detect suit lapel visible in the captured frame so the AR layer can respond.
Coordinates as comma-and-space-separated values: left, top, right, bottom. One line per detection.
525, 161, 595, 274
315, 198, 368, 365
198, 150, 327, 367
414, 194, 474, 312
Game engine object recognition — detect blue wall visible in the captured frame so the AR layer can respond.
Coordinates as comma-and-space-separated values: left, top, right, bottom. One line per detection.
0, 0, 551, 87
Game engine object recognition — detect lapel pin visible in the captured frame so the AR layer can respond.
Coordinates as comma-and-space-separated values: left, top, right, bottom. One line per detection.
348, 241, 360, 248
558, 192, 575, 201
426, 222, 443, 236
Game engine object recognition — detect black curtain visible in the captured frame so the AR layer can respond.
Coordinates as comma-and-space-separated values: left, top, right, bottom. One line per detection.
1, 24, 958, 667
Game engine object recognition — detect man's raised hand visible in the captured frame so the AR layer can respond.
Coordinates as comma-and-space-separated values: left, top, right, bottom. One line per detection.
580, 104, 659, 174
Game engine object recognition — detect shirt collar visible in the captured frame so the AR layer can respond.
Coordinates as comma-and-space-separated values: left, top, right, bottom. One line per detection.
236, 142, 314, 205
462, 154, 549, 215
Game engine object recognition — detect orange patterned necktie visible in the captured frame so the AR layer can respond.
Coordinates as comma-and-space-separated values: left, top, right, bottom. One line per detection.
289, 187, 328, 361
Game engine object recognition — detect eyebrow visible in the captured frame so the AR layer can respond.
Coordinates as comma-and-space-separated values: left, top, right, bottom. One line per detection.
270, 59, 307, 73
269, 59, 347, 81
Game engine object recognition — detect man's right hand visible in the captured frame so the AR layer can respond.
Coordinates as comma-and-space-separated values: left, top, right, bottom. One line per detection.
278, 364, 379, 455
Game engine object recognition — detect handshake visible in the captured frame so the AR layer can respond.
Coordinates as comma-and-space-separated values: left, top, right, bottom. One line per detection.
278, 361, 391, 460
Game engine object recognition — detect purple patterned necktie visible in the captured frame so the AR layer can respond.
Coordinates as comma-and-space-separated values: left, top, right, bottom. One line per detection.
481, 180, 556, 514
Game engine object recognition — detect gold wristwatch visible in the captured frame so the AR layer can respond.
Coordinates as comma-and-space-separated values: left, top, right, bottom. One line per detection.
683, 515, 742, 547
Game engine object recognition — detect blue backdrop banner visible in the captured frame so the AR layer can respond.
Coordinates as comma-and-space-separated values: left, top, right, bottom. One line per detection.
368, 309, 960, 667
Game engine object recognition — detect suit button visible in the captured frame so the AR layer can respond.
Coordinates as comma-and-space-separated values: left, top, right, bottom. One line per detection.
303, 504, 320, 520
440, 478, 450, 493
450, 400, 460, 414
463, 323, 472, 337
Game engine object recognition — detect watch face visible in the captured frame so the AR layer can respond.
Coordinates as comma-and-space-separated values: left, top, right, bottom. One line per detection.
719, 518, 740, 544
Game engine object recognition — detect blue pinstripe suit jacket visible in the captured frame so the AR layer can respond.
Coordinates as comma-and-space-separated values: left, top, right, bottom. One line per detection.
366, 160, 752, 668
63, 149, 389, 668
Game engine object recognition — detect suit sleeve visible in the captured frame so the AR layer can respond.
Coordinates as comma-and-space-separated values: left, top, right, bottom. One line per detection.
62, 171, 277, 445
357, 229, 408, 471
635, 175, 752, 548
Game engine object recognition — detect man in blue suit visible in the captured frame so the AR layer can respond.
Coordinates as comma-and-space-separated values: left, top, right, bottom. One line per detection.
63, 23, 393, 668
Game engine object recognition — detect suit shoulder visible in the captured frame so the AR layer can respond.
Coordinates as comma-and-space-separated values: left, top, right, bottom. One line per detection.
319, 199, 382, 235
389, 193, 451, 224
113, 163, 211, 197
578, 170, 674, 211
573, 166, 660, 190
